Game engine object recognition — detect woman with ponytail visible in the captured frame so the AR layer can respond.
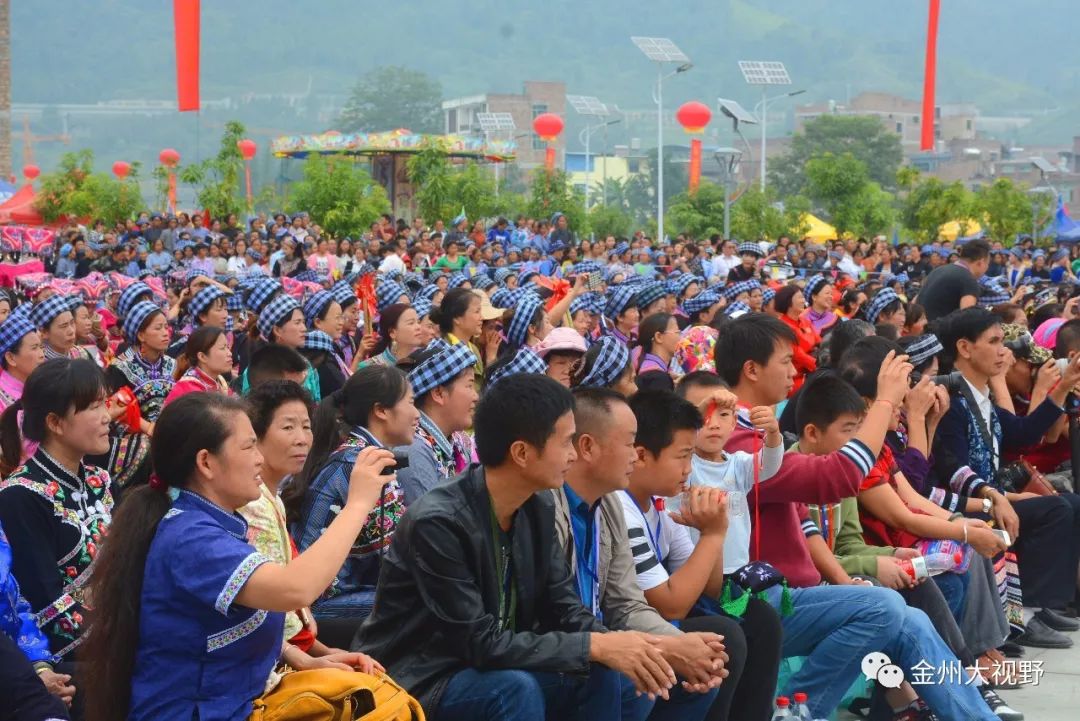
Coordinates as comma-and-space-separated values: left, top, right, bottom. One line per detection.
81, 392, 389, 721
0, 358, 113, 709
285, 365, 418, 622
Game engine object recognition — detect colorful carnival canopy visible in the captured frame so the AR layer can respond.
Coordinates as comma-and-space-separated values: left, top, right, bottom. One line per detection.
270, 128, 516, 162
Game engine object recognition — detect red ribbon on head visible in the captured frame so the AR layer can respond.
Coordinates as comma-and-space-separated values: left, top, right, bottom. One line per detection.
531, 275, 570, 312
148, 473, 168, 492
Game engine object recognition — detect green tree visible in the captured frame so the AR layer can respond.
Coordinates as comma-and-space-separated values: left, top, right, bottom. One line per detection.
179, 120, 246, 220
596, 176, 654, 227
588, 204, 634, 239
286, 154, 390, 239
769, 115, 904, 197
35, 150, 144, 225
667, 182, 728, 239
975, 178, 1046, 244
898, 171, 975, 243
339, 66, 443, 134
526, 169, 588, 236
728, 186, 810, 241
804, 152, 896, 237
407, 139, 503, 223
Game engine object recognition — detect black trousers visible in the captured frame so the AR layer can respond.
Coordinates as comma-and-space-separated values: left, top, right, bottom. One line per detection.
0, 633, 70, 721
1012, 492, 1080, 608
683, 597, 784, 721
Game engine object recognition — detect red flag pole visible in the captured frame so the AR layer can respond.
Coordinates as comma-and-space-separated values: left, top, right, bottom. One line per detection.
920, 0, 941, 152
174, 0, 201, 112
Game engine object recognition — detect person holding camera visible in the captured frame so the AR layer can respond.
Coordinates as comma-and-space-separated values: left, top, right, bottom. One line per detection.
932, 308, 1080, 647
284, 365, 420, 623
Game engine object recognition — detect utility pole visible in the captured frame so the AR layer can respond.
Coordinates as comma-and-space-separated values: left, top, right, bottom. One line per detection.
0, 0, 11, 179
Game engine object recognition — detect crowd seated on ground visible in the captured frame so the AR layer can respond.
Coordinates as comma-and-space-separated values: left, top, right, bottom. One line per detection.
3, 210, 1080, 721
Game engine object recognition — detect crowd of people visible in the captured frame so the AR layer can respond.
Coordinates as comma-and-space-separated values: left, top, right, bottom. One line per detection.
2, 204, 1080, 721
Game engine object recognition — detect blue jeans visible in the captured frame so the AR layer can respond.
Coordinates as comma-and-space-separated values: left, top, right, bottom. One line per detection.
620, 675, 719, 721
932, 570, 969, 623
770, 585, 996, 721
436, 666, 623, 721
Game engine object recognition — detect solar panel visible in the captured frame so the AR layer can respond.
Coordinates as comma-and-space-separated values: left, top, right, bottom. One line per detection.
738, 60, 792, 86
567, 95, 610, 117
1031, 156, 1057, 174
631, 36, 690, 63
717, 98, 758, 127
476, 112, 516, 132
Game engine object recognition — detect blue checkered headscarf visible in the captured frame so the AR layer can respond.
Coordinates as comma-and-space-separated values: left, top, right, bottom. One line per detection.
488, 347, 548, 387
683, 290, 720, 316
446, 272, 469, 290
303, 290, 335, 328
864, 288, 900, 325
412, 298, 433, 320
122, 301, 162, 345
576, 336, 630, 389
189, 286, 228, 325
472, 274, 494, 291
0, 315, 36, 357
330, 280, 358, 308
376, 281, 408, 313
505, 292, 543, 349
244, 277, 282, 314
738, 241, 763, 258
636, 282, 667, 311
258, 295, 301, 340
29, 294, 74, 329
605, 285, 637, 318
117, 282, 153, 319
301, 329, 337, 354
803, 275, 830, 305
570, 292, 604, 317
415, 284, 441, 303
409, 343, 477, 397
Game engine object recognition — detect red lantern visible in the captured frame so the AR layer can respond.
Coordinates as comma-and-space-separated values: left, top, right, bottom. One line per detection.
112, 161, 131, 179
676, 101, 712, 134
532, 113, 564, 142
22, 164, 39, 181
159, 148, 181, 167
237, 139, 257, 160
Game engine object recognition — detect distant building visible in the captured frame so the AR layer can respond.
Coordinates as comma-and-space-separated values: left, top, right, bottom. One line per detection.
442, 81, 566, 168
794, 92, 976, 150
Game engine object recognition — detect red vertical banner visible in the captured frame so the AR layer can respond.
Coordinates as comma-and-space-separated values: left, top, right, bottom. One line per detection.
545, 146, 556, 173
688, 138, 703, 195
920, 0, 940, 151
174, 0, 201, 112
167, 172, 177, 214
244, 161, 253, 211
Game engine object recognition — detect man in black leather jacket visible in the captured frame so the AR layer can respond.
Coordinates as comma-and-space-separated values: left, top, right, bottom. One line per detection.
356, 374, 678, 721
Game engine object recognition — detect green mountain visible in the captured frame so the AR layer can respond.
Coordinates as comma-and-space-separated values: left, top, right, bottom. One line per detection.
11, 0, 1079, 181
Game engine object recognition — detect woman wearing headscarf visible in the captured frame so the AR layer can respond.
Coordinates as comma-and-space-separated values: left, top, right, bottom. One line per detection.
801, 275, 839, 336
242, 294, 321, 402
96, 301, 175, 487
571, 335, 637, 397
166, 285, 231, 359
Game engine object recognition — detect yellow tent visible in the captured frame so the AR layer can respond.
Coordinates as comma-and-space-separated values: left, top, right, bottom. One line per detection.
800, 213, 838, 242
938, 219, 982, 241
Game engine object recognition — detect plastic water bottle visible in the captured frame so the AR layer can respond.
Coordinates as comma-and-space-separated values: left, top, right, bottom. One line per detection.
899, 551, 963, 580
772, 696, 792, 719
792, 692, 813, 721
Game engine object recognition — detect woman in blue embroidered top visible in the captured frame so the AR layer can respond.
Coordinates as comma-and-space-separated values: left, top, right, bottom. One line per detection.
285, 365, 419, 621
81, 392, 391, 721
0, 358, 115, 714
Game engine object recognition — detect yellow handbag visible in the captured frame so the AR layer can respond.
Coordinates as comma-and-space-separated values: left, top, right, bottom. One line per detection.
249, 668, 425, 721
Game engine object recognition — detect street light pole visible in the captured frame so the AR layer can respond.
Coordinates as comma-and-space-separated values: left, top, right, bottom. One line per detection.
759, 87, 767, 192
580, 126, 592, 210
656, 65, 665, 242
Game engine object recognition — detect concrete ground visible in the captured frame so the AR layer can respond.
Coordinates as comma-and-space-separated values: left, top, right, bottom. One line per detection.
991, 643, 1080, 721
832, 641, 1080, 720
